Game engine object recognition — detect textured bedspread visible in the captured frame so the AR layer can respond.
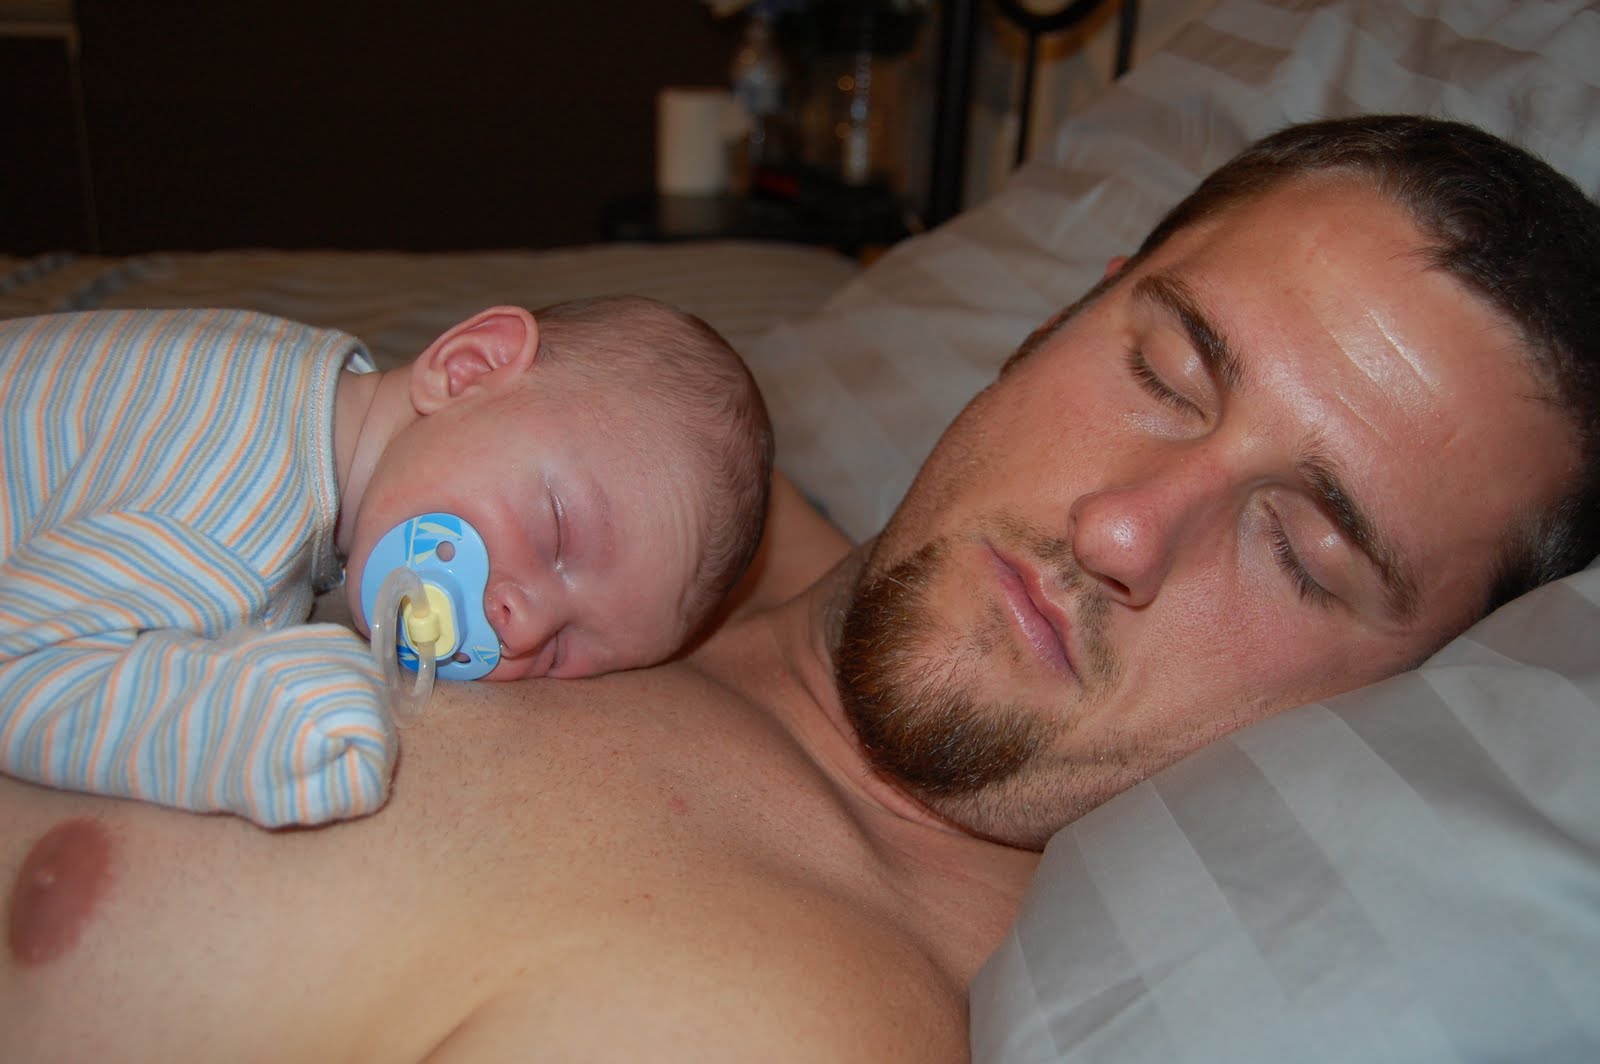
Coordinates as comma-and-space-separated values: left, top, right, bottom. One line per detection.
0, 242, 860, 370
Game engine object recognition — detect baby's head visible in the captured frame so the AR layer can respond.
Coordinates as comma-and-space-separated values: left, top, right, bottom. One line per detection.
490, 295, 773, 677
347, 296, 772, 680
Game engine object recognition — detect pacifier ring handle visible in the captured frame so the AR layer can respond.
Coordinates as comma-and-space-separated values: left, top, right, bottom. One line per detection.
370, 567, 436, 724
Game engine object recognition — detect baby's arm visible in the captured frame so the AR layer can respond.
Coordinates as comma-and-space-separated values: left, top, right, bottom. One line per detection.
0, 514, 398, 828
0, 625, 397, 827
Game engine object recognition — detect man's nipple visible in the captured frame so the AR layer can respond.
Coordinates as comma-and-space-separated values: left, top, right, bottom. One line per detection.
7, 818, 114, 966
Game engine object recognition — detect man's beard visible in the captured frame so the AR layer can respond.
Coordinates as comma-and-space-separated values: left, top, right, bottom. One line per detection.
834, 517, 1118, 848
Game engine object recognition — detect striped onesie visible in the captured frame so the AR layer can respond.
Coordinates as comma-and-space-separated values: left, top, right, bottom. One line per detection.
0, 308, 397, 827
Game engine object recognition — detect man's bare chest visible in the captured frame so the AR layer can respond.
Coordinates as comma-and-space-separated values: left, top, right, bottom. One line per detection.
0, 675, 894, 1061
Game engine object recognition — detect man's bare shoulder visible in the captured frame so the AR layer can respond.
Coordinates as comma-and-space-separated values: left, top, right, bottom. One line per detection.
408, 689, 971, 1061
715, 471, 853, 624
426, 877, 969, 1063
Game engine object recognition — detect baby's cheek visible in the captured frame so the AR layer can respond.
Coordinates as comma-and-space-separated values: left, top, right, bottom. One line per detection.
482, 657, 543, 682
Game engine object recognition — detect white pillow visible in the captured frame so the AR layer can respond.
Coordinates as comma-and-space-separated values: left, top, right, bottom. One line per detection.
972, 556, 1600, 1063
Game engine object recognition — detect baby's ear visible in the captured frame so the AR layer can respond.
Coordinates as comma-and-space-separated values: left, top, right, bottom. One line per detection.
410, 306, 540, 413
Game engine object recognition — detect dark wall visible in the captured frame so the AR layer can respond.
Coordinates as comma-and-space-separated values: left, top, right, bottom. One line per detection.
60, 1, 741, 253
0, 33, 94, 255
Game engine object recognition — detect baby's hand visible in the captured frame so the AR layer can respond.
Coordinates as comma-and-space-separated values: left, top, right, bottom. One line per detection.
192, 625, 399, 827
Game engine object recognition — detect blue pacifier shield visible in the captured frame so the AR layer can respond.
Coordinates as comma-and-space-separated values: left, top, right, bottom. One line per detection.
359, 513, 500, 680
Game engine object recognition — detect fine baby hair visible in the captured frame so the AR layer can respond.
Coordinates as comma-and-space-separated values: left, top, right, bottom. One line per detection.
529, 295, 775, 626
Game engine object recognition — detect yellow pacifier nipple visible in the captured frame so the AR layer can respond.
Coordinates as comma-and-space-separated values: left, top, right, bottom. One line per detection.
402, 584, 459, 659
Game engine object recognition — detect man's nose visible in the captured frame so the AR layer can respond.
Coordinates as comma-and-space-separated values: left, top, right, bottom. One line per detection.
1068, 448, 1230, 608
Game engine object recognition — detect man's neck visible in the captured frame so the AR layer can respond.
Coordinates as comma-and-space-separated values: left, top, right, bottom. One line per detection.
703, 551, 1042, 981
777, 551, 992, 835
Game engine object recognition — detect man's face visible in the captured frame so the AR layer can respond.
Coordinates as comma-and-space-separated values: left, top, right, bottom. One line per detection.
838, 177, 1577, 848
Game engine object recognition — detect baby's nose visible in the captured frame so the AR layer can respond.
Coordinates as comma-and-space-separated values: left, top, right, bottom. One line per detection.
484, 584, 560, 663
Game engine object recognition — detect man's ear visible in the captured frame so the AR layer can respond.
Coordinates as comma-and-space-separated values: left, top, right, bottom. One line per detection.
1103, 255, 1130, 280
410, 306, 540, 414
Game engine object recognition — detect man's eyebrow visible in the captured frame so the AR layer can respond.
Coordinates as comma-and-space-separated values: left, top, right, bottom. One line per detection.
1132, 272, 1244, 390
1133, 270, 1421, 620
1135, 271, 1422, 621
1300, 454, 1422, 623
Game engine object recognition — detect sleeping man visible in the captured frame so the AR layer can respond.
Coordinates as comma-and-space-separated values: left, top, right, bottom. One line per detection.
5, 115, 1599, 1062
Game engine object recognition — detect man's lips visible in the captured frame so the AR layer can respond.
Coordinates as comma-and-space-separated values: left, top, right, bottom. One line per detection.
989, 546, 1077, 680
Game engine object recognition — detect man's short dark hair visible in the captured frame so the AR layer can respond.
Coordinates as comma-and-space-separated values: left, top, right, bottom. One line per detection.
1133, 115, 1600, 611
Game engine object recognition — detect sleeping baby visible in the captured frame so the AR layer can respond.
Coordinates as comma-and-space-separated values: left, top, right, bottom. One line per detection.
0, 296, 773, 827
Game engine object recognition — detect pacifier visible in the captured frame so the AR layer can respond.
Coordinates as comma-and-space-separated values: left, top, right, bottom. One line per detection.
359, 513, 502, 721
